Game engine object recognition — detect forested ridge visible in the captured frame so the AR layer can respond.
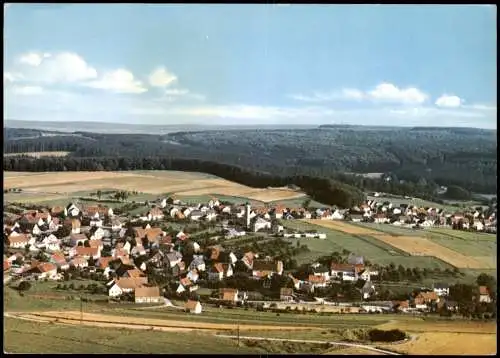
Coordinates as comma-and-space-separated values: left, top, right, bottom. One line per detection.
4, 126, 497, 204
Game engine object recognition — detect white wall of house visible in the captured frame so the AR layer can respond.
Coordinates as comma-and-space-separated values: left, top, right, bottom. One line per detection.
135, 296, 163, 304
108, 284, 123, 297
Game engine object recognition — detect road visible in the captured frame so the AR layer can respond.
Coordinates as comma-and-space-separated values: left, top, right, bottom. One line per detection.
216, 334, 402, 355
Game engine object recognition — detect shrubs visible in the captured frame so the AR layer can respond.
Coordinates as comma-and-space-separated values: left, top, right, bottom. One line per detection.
368, 329, 407, 342
17, 281, 32, 292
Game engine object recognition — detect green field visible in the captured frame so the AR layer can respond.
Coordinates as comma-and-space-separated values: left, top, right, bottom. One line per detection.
281, 220, 455, 270
4, 317, 263, 354
365, 195, 476, 212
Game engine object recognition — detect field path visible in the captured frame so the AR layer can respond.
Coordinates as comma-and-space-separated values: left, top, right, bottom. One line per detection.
5, 311, 322, 332
216, 334, 401, 355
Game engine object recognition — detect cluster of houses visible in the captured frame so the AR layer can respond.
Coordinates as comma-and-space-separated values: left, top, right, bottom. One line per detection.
146, 195, 497, 234
3, 195, 495, 315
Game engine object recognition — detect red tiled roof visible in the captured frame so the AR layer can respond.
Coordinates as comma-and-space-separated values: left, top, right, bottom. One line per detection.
8, 234, 29, 244
479, 286, 490, 295
37, 262, 57, 273
308, 275, 327, 283
75, 246, 99, 257
185, 300, 200, 310
97, 256, 113, 269
135, 286, 161, 298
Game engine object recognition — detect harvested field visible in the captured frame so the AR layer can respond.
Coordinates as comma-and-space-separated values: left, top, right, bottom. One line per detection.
4, 171, 305, 202
376, 319, 497, 334
18, 311, 320, 332
244, 189, 306, 202
379, 332, 497, 355
373, 235, 494, 269
4, 151, 70, 158
305, 219, 383, 236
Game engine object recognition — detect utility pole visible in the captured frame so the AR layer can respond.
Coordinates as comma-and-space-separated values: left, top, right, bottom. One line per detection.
237, 319, 240, 348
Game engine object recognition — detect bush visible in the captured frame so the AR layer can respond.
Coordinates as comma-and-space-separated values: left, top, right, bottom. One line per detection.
368, 329, 407, 342
18, 281, 32, 292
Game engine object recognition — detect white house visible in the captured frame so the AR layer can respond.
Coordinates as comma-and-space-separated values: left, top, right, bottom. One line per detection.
65, 204, 80, 217
433, 284, 450, 297
332, 210, 344, 220
205, 211, 217, 221
90, 227, 106, 240
189, 210, 204, 221
473, 221, 484, 231
42, 234, 61, 252
185, 300, 202, 314
108, 283, 123, 297
32, 224, 43, 236
170, 207, 180, 218
160, 198, 168, 209
8, 234, 33, 249
359, 268, 379, 282
252, 218, 271, 232
48, 220, 60, 232
134, 286, 163, 304
35, 263, 59, 280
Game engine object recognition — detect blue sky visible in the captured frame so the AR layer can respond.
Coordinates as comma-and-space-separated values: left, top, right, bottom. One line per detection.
4, 4, 497, 128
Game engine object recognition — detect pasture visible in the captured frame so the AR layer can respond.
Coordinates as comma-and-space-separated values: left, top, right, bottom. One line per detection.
282, 220, 455, 269
303, 220, 496, 270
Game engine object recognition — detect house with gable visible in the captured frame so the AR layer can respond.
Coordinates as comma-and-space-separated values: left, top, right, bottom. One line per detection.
185, 300, 202, 314
252, 259, 283, 279
208, 263, 233, 281
135, 286, 163, 304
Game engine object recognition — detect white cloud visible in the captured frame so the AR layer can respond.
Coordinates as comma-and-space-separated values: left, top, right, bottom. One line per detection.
168, 105, 334, 120
18, 52, 51, 67
86, 69, 147, 94
17, 52, 97, 83
289, 88, 364, 102
466, 104, 497, 111
290, 83, 427, 104
148, 67, 177, 88
435, 94, 463, 108
11, 85, 44, 96
165, 89, 189, 96
367, 83, 428, 104
3, 71, 23, 83
159, 88, 206, 101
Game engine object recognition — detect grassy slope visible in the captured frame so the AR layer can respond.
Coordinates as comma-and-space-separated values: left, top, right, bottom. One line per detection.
4, 317, 263, 354
281, 220, 455, 269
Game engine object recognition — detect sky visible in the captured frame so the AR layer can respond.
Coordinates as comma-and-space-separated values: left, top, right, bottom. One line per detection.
3, 4, 497, 128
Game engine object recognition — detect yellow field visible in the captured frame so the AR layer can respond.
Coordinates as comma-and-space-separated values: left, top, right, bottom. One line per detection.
379, 332, 496, 355
4, 151, 70, 158
376, 320, 497, 334
304, 219, 494, 269
305, 219, 382, 235
3, 171, 306, 202
376, 320, 497, 355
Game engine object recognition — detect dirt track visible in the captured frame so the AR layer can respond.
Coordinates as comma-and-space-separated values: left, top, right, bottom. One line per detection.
6, 311, 320, 333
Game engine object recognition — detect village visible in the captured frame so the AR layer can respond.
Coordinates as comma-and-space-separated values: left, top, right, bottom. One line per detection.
3, 194, 497, 317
